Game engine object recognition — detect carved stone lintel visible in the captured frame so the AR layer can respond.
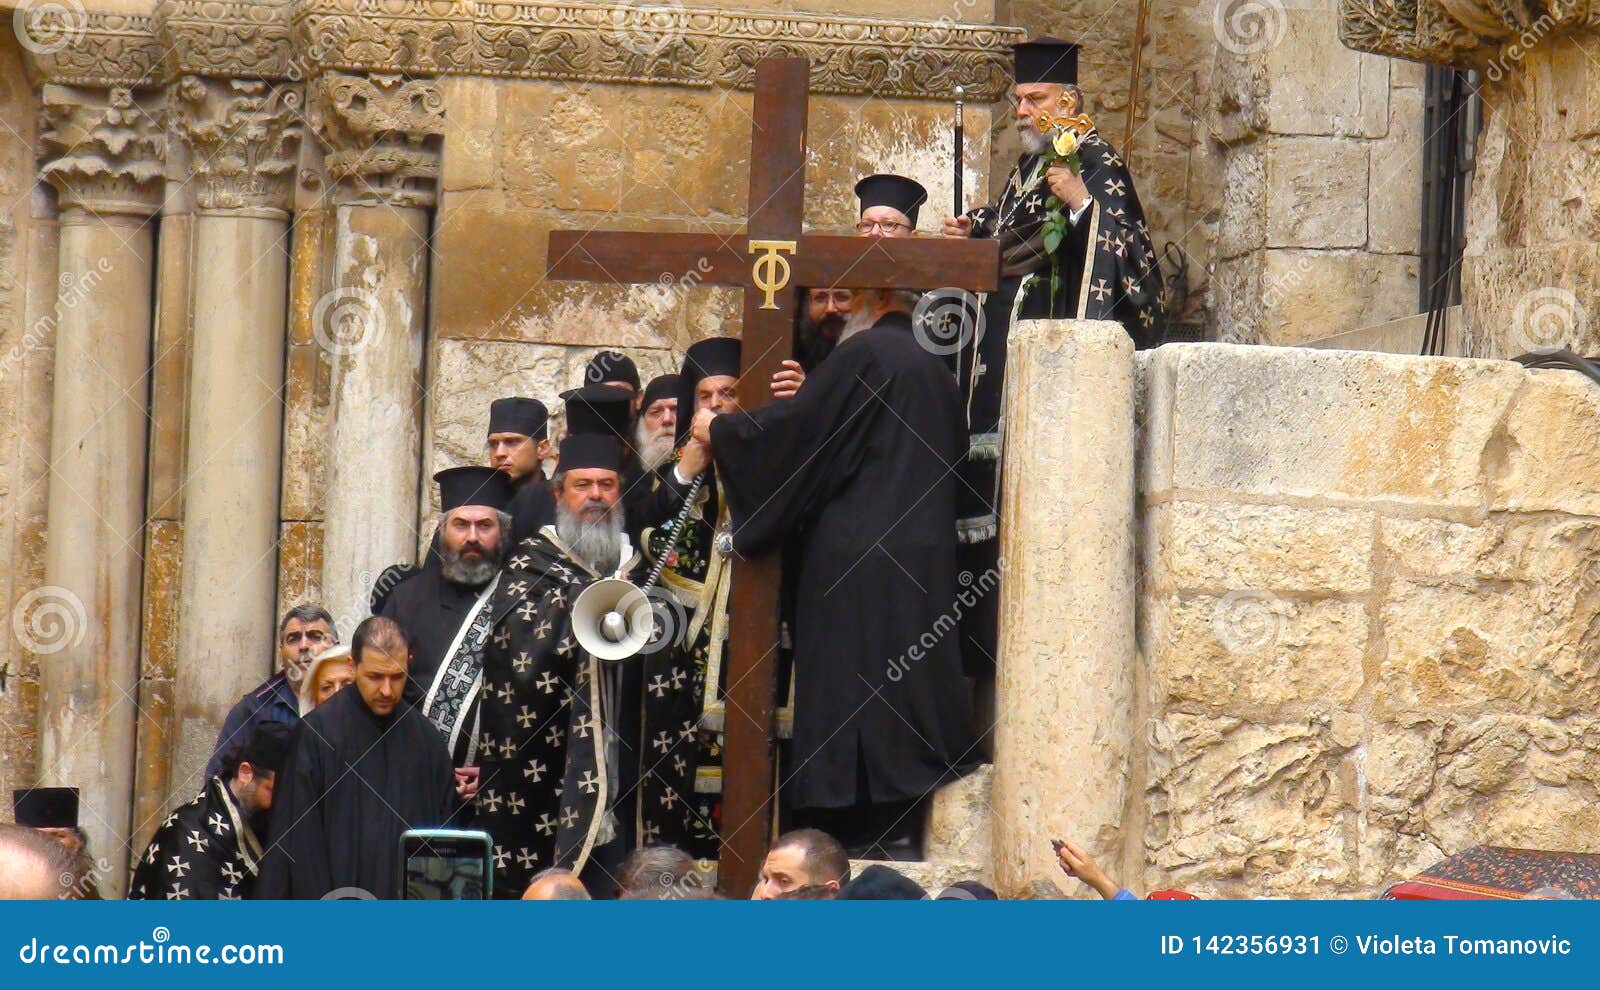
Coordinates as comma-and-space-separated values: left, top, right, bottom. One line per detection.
1338, 0, 1586, 69
309, 72, 444, 208
39, 85, 166, 218
29, 1, 1022, 102
172, 76, 303, 216
156, 0, 301, 83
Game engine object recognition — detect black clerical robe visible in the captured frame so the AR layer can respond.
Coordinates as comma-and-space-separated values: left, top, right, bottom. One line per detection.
710, 310, 975, 810
953, 131, 1163, 673
129, 777, 263, 900
475, 528, 701, 896
255, 687, 455, 899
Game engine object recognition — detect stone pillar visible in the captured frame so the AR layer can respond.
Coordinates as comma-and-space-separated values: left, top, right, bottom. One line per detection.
166, 76, 302, 781
991, 319, 1137, 899
34, 84, 164, 895
308, 72, 443, 632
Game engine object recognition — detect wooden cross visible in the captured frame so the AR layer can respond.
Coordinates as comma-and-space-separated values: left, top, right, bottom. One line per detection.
546, 57, 999, 896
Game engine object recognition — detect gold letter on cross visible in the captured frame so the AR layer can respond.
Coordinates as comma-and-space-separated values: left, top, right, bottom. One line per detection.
748, 240, 797, 310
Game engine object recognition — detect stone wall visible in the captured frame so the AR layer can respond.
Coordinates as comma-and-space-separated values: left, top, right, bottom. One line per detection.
0, 34, 49, 818
997, 0, 1424, 342
1136, 343, 1600, 897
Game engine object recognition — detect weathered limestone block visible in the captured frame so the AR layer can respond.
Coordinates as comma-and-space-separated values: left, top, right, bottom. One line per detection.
922, 765, 993, 888
1145, 712, 1359, 897
993, 319, 1135, 899
1146, 593, 1368, 708
1266, 5, 1390, 139
1361, 715, 1600, 887
1265, 137, 1369, 249
1261, 250, 1418, 344
1149, 502, 1374, 594
1142, 344, 1524, 509
1367, 84, 1423, 254
1490, 370, 1600, 516
1379, 565, 1600, 718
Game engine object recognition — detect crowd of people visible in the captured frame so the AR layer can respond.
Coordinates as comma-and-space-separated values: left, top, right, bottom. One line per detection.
3, 37, 1170, 901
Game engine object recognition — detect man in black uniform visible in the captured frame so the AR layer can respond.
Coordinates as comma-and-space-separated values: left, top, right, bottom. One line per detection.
488, 396, 554, 543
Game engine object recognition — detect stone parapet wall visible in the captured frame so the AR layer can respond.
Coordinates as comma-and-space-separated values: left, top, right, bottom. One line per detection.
1136, 343, 1600, 897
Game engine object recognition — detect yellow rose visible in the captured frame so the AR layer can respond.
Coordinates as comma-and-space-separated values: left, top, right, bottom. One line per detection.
1052, 128, 1079, 158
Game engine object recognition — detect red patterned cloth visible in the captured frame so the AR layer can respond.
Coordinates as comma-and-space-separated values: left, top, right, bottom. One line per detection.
1385, 846, 1600, 900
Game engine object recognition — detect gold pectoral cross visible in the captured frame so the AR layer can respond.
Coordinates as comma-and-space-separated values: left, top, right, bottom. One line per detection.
748, 239, 797, 309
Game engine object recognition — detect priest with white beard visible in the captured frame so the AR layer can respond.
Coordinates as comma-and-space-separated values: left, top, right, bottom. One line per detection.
475, 386, 703, 898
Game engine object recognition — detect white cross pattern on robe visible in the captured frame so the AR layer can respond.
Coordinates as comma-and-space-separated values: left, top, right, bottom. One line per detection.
499, 737, 518, 759
496, 682, 515, 704
535, 813, 556, 836
185, 829, 208, 852
166, 884, 190, 900
493, 845, 510, 868
515, 705, 537, 728
642, 822, 660, 843
556, 636, 576, 658
480, 789, 503, 813
493, 627, 511, 649
1097, 230, 1120, 253
533, 619, 552, 639
207, 812, 229, 835
167, 855, 190, 877
509, 556, 531, 570
668, 667, 686, 689
672, 755, 687, 775
507, 579, 529, 597
1090, 278, 1112, 302
535, 672, 559, 694
516, 848, 538, 870
578, 771, 599, 794
219, 886, 241, 900
647, 675, 669, 698
544, 725, 564, 747
652, 731, 672, 753
559, 807, 579, 828
506, 794, 526, 816
523, 759, 547, 782
220, 862, 244, 886
516, 600, 537, 622
660, 790, 679, 809
447, 665, 474, 692
1104, 177, 1127, 196
512, 651, 534, 673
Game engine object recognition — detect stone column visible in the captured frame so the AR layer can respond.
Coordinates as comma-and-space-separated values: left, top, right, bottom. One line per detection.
166, 76, 302, 781
991, 319, 1137, 899
309, 72, 443, 631
34, 84, 164, 895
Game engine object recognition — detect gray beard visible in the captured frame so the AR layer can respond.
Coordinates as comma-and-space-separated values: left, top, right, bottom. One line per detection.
1017, 123, 1050, 156
635, 420, 675, 472
439, 542, 501, 586
556, 501, 625, 575
839, 303, 879, 342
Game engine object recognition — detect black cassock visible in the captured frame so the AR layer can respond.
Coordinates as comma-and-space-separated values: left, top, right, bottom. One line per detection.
710, 310, 976, 810
129, 776, 264, 900
381, 564, 486, 701
255, 687, 456, 899
508, 469, 555, 544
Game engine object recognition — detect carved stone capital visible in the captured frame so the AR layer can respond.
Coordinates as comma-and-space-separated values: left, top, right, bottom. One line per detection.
171, 76, 303, 216
156, 0, 300, 81
309, 72, 444, 208
39, 84, 166, 218
1339, 0, 1586, 69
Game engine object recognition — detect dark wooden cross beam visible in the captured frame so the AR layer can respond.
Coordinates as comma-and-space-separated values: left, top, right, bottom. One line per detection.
546, 57, 999, 896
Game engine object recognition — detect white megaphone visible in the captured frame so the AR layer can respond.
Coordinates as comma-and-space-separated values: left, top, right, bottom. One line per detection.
571, 578, 655, 662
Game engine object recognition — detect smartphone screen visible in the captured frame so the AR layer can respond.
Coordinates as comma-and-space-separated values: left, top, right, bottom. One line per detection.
400, 829, 493, 900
